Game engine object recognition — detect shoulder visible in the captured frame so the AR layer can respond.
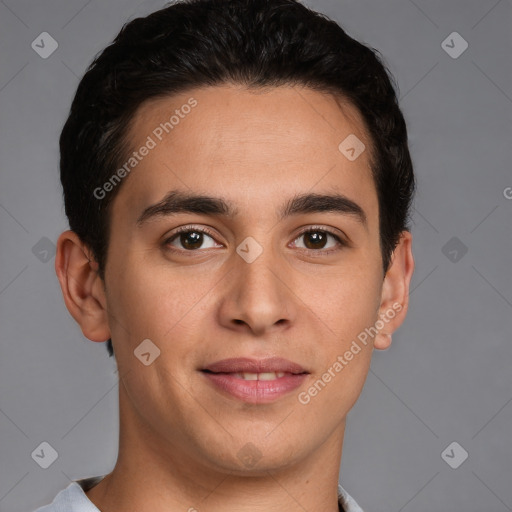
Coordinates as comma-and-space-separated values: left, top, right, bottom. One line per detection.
338, 483, 365, 512
32, 476, 105, 512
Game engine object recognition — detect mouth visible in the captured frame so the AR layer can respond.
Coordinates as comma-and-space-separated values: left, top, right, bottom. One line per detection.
202, 370, 293, 381
202, 357, 308, 375
200, 357, 309, 403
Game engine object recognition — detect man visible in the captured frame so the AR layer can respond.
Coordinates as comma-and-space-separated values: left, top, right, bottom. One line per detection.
37, 0, 415, 510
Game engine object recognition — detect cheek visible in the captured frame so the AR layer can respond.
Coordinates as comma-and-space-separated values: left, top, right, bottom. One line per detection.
301, 258, 382, 340
297, 272, 381, 420
105, 252, 216, 352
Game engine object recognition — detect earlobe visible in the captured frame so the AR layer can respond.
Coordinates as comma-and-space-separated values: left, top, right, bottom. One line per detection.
55, 230, 111, 342
374, 231, 414, 350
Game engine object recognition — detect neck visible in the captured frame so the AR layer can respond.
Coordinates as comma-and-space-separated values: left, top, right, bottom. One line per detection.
86, 381, 346, 512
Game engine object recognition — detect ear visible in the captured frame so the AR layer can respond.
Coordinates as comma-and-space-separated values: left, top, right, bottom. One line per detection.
55, 230, 111, 342
374, 230, 414, 350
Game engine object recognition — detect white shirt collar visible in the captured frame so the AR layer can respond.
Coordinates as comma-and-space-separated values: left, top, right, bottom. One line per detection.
34, 477, 364, 511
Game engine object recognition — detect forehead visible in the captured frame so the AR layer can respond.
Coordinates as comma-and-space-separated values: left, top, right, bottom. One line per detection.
113, 84, 377, 225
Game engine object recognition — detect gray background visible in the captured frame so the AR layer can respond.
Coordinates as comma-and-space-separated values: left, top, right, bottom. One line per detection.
0, 0, 511, 511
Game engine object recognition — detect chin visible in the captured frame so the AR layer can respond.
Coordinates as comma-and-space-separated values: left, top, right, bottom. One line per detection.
196, 434, 308, 475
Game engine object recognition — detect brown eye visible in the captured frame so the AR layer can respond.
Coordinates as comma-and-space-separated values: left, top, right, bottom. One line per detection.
292, 229, 344, 252
177, 231, 204, 250
303, 231, 328, 249
165, 228, 220, 251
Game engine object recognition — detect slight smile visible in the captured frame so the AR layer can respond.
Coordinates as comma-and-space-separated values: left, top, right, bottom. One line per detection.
201, 357, 310, 404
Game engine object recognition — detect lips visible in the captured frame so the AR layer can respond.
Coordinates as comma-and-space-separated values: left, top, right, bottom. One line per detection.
202, 357, 308, 375
201, 357, 309, 403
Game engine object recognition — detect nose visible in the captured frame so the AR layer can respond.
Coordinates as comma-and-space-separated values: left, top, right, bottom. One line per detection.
216, 245, 296, 337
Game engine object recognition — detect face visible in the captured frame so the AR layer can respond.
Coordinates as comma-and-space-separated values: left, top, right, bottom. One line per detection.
96, 84, 401, 474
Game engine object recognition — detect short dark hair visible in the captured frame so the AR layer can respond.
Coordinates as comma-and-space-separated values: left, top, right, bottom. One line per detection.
59, 0, 415, 358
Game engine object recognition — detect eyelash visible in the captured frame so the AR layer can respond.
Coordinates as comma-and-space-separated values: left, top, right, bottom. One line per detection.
163, 225, 347, 255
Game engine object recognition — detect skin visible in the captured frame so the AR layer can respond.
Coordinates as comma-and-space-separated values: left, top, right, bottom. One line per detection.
55, 84, 414, 512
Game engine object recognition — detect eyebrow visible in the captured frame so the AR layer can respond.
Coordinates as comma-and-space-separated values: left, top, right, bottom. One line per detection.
136, 190, 367, 228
